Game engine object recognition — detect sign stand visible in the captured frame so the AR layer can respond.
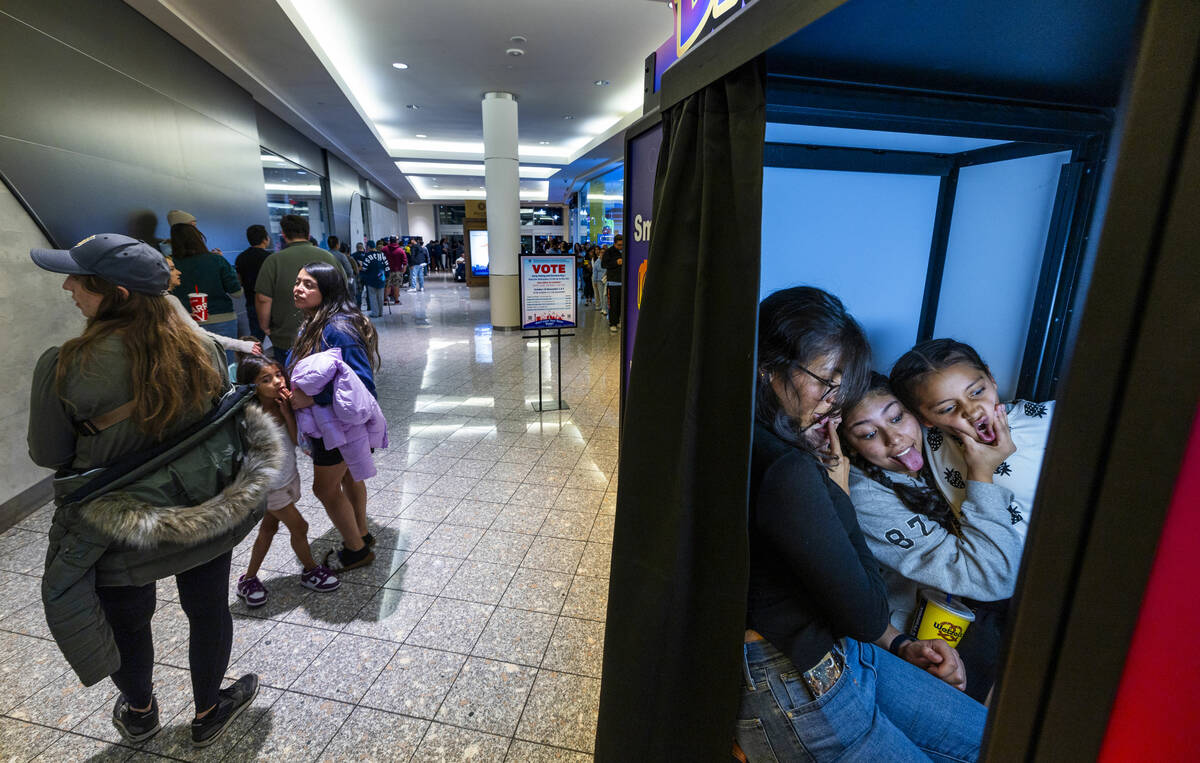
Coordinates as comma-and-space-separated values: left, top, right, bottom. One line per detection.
519, 253, 578, 412
525, 327, 574, 412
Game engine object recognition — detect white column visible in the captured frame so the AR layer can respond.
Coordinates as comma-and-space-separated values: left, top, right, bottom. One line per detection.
482, 91, 521, 329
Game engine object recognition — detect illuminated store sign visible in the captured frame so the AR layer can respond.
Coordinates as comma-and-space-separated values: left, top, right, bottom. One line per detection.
676, 0, 756, 57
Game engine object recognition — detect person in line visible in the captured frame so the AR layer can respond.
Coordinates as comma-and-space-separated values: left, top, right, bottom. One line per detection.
580, 251, 595, 306
254, 214, 340, 366
840, 372, 1026, 701
235, 225, 272, 341
382, 237, 406, 304
890, 339, 1054, 533
590, 245, 606, 315
28, 234, 269, 748
601, 235, 625, 332
351, 242, 369, 309
360, 241, 390, 319
163, 256, 260, 366
325, 235, 356, 292
234, 353, 340, 606
738, 286, 985, 761
168, 224, 247, 358
408, 237, 429, 292
287, 262, 381, 571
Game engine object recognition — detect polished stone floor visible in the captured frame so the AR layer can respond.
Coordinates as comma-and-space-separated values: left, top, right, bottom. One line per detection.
0, 271, 620, 761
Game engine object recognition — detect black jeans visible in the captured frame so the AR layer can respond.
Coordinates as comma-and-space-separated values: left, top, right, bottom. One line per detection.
608, 284, 623, 327
96, 550, 234, 712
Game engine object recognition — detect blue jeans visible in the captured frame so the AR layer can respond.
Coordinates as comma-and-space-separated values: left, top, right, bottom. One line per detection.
737, 638, 984, 762
411, 263, 426, 290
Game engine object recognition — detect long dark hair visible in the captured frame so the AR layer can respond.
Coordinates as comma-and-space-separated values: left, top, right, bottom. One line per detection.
289, 261, 380, 372
890, 338, 992, 416
842, 373, 961, 534
756, 286, 872, 457
169, 223, 209, 259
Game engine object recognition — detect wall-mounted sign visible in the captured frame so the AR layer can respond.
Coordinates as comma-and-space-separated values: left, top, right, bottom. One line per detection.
520, 255, 577, 329
676, 0, 756, 58
624, 124, 663, 391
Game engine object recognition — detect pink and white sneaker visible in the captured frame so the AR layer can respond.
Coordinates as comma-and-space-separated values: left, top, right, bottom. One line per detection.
236, 575, 267, 607
299, 565, 340, 592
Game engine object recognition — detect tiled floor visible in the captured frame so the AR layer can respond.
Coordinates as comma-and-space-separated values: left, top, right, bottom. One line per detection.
0, 272, 619, 761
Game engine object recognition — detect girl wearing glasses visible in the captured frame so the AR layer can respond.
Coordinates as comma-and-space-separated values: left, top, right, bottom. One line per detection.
738, 287, 986, 762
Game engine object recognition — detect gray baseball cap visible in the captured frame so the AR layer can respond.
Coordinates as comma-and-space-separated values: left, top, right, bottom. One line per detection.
31, 234, 169, 294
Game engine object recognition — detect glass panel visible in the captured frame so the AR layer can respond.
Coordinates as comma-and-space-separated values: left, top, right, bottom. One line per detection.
933, 151, 1072, 398
438, 204, 466, 225
261, 151, 329, 247
584, 165, 624, 246
760, 166, 941, 370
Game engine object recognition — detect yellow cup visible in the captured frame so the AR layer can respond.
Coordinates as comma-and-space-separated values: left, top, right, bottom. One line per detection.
914, 589, 975, 647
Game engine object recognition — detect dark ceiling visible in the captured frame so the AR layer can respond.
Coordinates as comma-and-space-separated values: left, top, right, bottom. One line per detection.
767, 0, 1145, 108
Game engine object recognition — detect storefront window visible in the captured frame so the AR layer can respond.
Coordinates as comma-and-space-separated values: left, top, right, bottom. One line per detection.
438, 204, 466, 225
261, 151, 330, 247
581, 165, 623, 246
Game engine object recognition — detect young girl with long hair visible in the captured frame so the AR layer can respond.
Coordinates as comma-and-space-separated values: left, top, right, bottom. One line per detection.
235, 354, 339, 605
286, 261, 382, 572
738, 286, 985, 762
839, 372, 1026, 701
28, 234, 266, 748
890, 339, 1055, 534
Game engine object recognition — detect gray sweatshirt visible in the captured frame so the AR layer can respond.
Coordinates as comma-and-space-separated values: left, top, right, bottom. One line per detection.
849, 466, 1027, 630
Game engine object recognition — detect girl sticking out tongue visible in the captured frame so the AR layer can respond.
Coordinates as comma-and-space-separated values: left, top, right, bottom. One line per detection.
840, 372, 1024, 703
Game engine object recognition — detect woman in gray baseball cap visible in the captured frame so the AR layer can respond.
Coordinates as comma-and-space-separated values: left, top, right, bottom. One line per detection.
27, 234, 271, 748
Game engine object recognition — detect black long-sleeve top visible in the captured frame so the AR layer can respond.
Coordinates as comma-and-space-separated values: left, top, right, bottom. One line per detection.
747, 422, 891, 671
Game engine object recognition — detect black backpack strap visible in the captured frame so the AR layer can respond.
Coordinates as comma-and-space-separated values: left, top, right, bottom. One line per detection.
61, 384, 256, 506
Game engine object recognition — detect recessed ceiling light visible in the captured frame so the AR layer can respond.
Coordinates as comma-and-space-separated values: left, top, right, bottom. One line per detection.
406, 104, 421, 110
510, 35, 527, 44
506, 48, 525, 57
392, 62, 408, 69
538, 141, 551, 145
563, 115, 575, 120
415, 134, 428, 138
593, 80, 610, 87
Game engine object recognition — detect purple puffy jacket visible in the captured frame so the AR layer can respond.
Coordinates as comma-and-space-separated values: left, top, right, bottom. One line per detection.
290, 348, 388, 480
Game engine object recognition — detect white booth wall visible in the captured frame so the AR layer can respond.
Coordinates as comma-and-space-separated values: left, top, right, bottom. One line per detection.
760, 147, 1072, 396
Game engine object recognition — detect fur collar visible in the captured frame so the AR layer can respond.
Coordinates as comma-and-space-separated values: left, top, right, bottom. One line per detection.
78, 404, 284, 548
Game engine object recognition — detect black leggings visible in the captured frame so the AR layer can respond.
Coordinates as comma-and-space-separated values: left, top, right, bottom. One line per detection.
96, 550, 233, 712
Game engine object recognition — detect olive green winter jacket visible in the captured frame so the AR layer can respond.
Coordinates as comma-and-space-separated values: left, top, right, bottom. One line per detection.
28, 336, 282, 685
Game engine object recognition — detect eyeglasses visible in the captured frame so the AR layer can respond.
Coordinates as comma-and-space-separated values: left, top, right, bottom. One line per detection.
796, 365, 841, 403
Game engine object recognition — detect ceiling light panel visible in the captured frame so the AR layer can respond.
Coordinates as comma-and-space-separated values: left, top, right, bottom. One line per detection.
284, 0, 672, 161
395, 161, 560, 179
407, 176, 551, 201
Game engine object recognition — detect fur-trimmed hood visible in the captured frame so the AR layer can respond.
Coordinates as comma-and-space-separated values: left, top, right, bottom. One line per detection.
78, 403, 284, 548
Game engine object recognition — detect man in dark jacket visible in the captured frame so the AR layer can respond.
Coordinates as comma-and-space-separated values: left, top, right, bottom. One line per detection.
601, 235, 625, 332
234, 225, 272, 340
408, 238, 430, 292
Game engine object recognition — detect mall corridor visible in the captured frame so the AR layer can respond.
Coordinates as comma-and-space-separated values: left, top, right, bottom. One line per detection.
0, 273, 619, 761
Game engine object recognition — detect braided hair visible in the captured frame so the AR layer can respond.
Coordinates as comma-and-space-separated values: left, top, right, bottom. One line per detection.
842, 372, 962, 535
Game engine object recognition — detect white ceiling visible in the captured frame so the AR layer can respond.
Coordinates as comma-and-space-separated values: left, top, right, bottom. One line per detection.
127, 0, 673, 204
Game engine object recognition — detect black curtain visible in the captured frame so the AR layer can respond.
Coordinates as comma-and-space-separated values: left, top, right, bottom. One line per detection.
595, 58, 766, 761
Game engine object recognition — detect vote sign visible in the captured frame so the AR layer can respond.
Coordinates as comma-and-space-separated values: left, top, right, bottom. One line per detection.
520, 255, 577, 329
